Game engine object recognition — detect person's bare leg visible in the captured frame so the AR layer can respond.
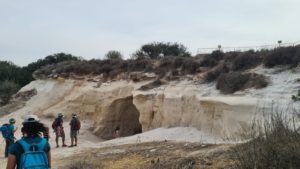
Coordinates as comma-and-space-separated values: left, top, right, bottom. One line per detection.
62, 130, 67, 146
5, 139, 9, 157
70, 136, 74, 146
55, 135, 59, 147
75, 136, 77, 146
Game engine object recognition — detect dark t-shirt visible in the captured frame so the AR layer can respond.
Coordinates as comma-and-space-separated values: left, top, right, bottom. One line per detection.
55, 117, 64, 127
70, 118, 77, 130
8, 136, 51, 169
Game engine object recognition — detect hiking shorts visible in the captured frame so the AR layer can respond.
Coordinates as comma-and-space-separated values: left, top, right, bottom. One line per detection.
5, 139, 14, 157
70, 130, 78, 139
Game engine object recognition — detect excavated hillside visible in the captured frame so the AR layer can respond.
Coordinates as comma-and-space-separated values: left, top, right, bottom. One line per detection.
2, 56, 300, 168
2, 65, 300, 141
0, 46, 300, 168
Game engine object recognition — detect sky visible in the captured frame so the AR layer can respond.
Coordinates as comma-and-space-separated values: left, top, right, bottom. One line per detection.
0, 0, 299, 66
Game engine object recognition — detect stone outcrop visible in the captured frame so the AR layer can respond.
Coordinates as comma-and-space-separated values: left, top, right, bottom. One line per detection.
133, 88, 258, 138
13, 78, 264, 140
14, 65, 300, 140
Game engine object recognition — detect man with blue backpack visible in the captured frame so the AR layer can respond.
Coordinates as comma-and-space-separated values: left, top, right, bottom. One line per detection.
0, 118, 17, 158
6, 115, 51, 169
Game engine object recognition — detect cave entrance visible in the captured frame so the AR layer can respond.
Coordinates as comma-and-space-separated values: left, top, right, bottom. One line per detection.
102, 96, 142, 139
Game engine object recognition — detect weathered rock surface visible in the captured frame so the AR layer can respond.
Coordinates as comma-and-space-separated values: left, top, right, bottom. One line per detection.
7, 67, 300, 140
11, 78, 261, 140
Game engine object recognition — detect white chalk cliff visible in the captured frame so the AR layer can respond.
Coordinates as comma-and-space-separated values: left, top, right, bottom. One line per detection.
11, 66, 300, 140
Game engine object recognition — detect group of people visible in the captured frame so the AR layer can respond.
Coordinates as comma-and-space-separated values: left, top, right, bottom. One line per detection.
52, 113, 81, 148
0, 113, 81, 169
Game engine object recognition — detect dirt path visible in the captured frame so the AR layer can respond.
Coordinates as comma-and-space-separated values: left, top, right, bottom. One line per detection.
0, 113, 231, 169
0, 117, 102, 169
57, 142, 234, 169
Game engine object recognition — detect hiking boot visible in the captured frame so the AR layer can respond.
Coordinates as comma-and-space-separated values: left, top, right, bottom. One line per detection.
62, 144, 67, 147
74, 144, 77, 147
68, 145, 74, 148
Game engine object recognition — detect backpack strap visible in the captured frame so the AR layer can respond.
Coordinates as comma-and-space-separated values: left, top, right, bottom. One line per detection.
18, 139, 31, 152
37, 138, 47, 151
18, 138, 47, 152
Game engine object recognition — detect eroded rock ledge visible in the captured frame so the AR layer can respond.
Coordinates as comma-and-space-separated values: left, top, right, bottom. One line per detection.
14, 79, 262, 140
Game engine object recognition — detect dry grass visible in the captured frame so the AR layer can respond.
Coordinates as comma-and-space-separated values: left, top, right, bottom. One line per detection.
61, 142, 234, 169
66, 161, 101, 169
104, 154, 149, 169
232, 109, 300, 169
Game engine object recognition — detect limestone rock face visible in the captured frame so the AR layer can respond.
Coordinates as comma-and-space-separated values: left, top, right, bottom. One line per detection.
12, 78, 265, 139
18, 79, 144, 139
133, 87, 258, 138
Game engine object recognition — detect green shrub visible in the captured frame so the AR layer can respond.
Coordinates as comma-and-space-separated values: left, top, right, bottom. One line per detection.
0, 80, 20, 105
210, 50, 224, 60
263, 46, 300, 68
291, 89, 300, 101
199, 54, 219, 67
26, 53, 79, 73
181, 58, 201, 74
133, 42, 191, 59
216, 72, 268, 94
105, 50, 123, 60
204, 63, 229, 82
155, 57, 174, 78
231, 50, 262, 70
0, 61, 32, 87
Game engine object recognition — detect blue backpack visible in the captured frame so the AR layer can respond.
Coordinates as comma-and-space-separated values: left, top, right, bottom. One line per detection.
0, 124, 13, 140
18, 138, 49, 169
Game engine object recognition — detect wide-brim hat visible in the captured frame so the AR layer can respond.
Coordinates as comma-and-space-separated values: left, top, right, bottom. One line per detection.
9, 118, 16, 124
23, 115, 40, 124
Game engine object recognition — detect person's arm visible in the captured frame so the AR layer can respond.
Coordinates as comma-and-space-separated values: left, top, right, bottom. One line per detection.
13, 126, 17, 132
6, 154, 16, 169
47, 151, 51, 168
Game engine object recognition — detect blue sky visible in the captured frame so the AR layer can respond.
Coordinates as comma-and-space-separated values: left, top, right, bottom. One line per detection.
0, 0, 299, 66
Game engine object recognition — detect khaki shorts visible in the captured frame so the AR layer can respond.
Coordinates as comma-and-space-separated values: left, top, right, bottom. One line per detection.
70, 130, 78, 139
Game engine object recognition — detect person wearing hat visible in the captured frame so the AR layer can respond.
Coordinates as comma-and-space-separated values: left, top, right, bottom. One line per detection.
0, 118, 17, 158
52, 113, 67, 147
69, 113, 81, 147
6, 115, 51, 169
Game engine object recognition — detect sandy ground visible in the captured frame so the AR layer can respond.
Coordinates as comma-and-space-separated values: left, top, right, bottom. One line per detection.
2, 66, 300, 168
0, 114, 227, 169
0, 115, 102, 169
